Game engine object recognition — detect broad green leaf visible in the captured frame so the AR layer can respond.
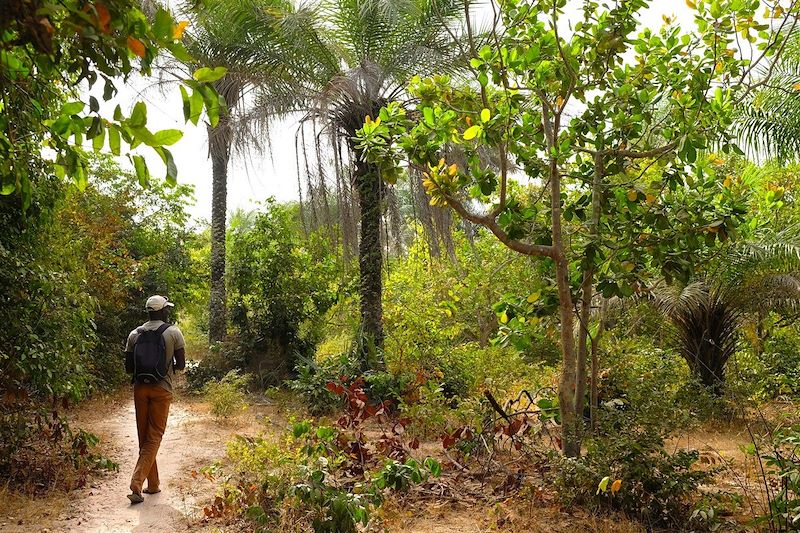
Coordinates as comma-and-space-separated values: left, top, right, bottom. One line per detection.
463, 125, 481, 140
480, 108, 491, 122
73, 162, 88, 191
156, 147, 178, 185
129, 102, 147, 128
62, 101, 84, 115
92, 125, 105, 151
153, 9, 173, 41
132, 155, 149, 187
199, 84, 222, 127
423, 107, 434, 126
108, 126, 121, 155
153, 129, 183, 146
189, 88, 204, 125
192, 66, 227, 83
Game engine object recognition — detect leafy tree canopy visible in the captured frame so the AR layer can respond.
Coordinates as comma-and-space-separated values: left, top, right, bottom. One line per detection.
0, 0, 226, 209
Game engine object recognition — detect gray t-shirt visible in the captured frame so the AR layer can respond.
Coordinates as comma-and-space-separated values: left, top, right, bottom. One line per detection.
125, 320, 186, 393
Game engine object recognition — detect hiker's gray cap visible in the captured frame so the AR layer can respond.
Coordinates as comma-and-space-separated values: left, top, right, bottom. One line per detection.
145, 295, 174, 312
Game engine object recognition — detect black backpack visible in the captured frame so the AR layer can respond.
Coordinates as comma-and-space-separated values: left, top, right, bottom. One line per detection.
132, 323, 171, 385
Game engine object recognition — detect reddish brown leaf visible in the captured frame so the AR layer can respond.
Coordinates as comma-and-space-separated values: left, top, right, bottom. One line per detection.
126, 36, 146, 58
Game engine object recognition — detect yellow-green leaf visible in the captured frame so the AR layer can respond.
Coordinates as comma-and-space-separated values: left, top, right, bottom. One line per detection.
463, 125, 481, 140
480, 108, 490, 122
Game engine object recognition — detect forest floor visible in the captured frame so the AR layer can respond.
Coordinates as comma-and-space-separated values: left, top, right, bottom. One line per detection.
1, 387, 774, 533
1, 387, 282, 533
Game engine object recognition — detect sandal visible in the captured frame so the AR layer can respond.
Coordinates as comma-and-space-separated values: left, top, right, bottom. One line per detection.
143, 487, 161, 494
127, 492, 144, 504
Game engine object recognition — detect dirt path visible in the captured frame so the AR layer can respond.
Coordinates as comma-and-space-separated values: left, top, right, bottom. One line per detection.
3, 389, 274, 533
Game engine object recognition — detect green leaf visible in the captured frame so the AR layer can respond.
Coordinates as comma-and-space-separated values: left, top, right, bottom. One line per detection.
73, 161, 88, 191
192, 66, 227, 83
131, 155, 150, 187
180, 85, 191, 122
153, 129, 183, 146
423, 107, 434, 126
480, 108, 491, 123
189, 88, 204, 125
199, 85, 222, 127
108, 126, 121, 155
463, 125, 481, 140
153, 9, 173, 41
92, 125, 105, 151
62, 101, 84, 115
160, 148, 178, 185
129, 102, 147, 128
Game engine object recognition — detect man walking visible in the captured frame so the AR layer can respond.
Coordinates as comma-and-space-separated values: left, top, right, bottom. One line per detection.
124, 295, 186, 504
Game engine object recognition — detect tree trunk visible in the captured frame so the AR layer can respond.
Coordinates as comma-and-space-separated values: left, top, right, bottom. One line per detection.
576, 153, 605, 437
549, 156, 580, 458
354, 152, 384, 367
590, 299, 607, 431
208, 119, 230, 343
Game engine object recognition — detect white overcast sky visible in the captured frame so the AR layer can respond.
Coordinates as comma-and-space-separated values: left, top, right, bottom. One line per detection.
107, 1, 694, 223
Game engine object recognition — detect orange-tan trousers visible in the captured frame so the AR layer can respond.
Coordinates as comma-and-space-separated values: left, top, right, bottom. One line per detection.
130, 384, 172, 493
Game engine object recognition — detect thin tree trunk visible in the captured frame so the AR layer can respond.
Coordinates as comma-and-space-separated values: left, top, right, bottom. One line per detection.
590, 299, 607, 432
208, 120, 230, 343
575, 153, 604, 440
550, 155, 579, 458
354, 151, 384, 366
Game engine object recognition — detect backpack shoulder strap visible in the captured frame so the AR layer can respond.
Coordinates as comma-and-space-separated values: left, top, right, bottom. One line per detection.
156, 323, 171, 336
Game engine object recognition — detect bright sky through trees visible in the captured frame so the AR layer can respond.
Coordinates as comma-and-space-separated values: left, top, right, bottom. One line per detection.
112, 1, 693, 222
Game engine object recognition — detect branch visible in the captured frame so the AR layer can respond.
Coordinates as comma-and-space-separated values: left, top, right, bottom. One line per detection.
442, 192, 554, 258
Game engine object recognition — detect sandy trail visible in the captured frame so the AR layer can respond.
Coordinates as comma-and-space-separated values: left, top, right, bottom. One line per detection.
3, 390, 272, 533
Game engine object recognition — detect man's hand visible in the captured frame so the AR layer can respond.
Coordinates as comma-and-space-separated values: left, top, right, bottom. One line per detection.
174, 348, 186, 371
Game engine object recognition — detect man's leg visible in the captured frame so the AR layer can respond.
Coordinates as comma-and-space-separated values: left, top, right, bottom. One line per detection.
133, 386, 159, 488
130, 386, 172, 494
131, 385, 150, 494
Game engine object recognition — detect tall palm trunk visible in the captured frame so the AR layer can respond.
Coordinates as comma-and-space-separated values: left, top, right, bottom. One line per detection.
354, 152, 384, 366
208, 116, 231, 343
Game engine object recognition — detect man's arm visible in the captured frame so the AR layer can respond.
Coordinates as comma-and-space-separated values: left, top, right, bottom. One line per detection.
124, 331, 136, 374
170, 326, 187, 371
125, 351, 134, 374
173, 347, 186, 371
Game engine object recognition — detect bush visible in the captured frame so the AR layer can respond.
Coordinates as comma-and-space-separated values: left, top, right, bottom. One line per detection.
551, 424, 712, 528
216, 383, 442, 532
227, 203, 340, 382
289, 351, 415, 415
203, 370, 252, 419
186, 342, 245, 391
0, 400, 118, 495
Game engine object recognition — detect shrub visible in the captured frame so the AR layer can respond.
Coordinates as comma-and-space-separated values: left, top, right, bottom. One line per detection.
186, 341, 246, 391
203, 370, 252, 419
215, 384, 441, 532
551, 424, 712, 528
0, 401, 118, 495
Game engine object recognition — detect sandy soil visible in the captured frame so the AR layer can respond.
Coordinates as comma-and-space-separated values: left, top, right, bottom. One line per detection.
1, 389, 273, 533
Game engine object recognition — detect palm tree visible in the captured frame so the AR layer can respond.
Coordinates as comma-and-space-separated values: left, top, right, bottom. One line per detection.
217, 0, 471, 364
160, 0, 295, 342
651, 234, 800, 395
734, 31, 800, 161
